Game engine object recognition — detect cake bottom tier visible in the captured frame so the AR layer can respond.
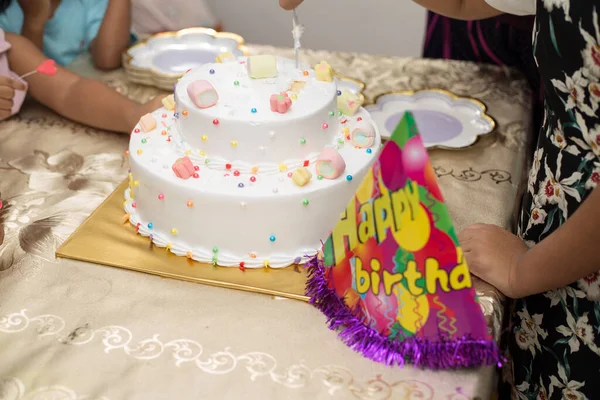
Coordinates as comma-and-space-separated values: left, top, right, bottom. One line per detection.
125, 108, 380, 268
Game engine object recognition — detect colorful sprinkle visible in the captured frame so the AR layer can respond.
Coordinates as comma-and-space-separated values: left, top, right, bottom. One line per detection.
204, 159, 210, 164
303, 160, 309, 167
337, 111, 343, 116
291, 93, 298, 100
202, 135, 208, 141
234, 80, 239, 86
269, 235, 276, 242
161, 130, 167, 136
171, 228, 178, 235
158, 193, 164, 200
212, 246, 219, 253
174, 112, 179, 118
328, 111, 335, 117
346, 174, 353, 181
279, 163, 287, 172
185, 150, 191, 156
166, 243, 172, 250
250, 176, 257, 183
137, 149, 143, 155
239, 262, 245, 271
212, 256, 218, 266
336, 90, 341, 96
133, 180, 139, 187
141, 138, 147, 144
251, 166, 259, 174
193, 172, 199, 179
213, 119, 219, 125
317, 175, 323, 180
147, 222, 153, 229
238, 183, 244, 188
322, 123, 328, 130
234, 170, 241, 177
132, 202, 137, 208
366, 148, 372, 154
186, 251, 193, 259
125, 150, 129, 156
134, 128, 140, 133
182, 110, 189, 117
187, 200, 194, 207
251, 108, 257, 113
200, 151, 206, 157
263, 260, 270, 267
300, 138, 306, 145
226, 163, 232, 170
194, 165, 200, 171
357, 117, 363, 121
210, 69, 215, 74
302, 198, 309, 206
231, 140, 238, 147
287, 172, 293, 178
303, 71, 309, 76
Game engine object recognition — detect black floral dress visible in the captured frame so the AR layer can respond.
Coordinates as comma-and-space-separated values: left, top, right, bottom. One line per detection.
505, 1, 600, 398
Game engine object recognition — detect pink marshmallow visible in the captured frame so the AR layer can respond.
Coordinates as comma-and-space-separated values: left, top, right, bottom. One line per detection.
187, 80, 218, 109
316, 147, 346, 179
172, 156, 195, 179
139, 113, 157, 133
270, 92, 292, 113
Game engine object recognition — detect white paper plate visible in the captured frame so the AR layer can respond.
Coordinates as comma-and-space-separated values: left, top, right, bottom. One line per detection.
365, 89, 495, 149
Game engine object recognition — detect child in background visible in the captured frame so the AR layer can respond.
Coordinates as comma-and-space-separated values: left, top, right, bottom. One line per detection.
131, 0, 222, 36
282, 0, 600, 397
0, 0, 134, 69
0, 28, 163, 132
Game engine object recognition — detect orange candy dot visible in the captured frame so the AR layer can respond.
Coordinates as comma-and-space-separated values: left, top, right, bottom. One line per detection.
186, 200, 194, 208
161, 130, 167, 136
182, 110, 189, 116
186, 251, 193, 259
303, 71, 309, 76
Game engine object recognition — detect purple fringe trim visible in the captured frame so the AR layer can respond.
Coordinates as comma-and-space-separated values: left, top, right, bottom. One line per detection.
305, 255, 505, 370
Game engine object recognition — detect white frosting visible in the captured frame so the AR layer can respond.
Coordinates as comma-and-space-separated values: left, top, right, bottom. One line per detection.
174, 57, 340, 171
126, 57, 381, 268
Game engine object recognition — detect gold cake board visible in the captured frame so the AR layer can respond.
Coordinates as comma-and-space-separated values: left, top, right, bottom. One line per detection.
56, 180, 309, 301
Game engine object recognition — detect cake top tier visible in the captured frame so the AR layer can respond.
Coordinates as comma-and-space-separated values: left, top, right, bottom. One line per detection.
175, 56, 336, 122
173, 56, 342, 169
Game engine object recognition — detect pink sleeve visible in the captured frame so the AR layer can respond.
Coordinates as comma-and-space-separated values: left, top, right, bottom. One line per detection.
0, 29, 28, 116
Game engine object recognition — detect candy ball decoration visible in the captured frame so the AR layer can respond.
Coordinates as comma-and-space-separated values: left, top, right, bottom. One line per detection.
172, 156, 196, 180
270, 92, 292, 114
315, 147, 346, 180
187, 80, 219, 109
139, 114, 156, 133
246, 55, 278, 79
351, 121, 376, 148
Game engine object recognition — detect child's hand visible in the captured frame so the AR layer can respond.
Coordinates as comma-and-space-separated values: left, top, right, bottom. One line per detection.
458, 224, 529, 298
0, 76, 27, 121
18, 0, 53, 24
279, 0, 304, 10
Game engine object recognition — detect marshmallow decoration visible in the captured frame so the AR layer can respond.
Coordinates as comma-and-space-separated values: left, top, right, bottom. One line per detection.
140, 113, 157, 133
270, 92, 292, 114
315, 61, 334, 82
337, 89, 362, 116
172, 156, 196, 180
316, 147, 346, 179
292, 167, 312, 186
247, 55, 277, 79
216, 52, 235, 63
351, 121, 376, 148
187, 80, 219, 109
162, 95, 176, 111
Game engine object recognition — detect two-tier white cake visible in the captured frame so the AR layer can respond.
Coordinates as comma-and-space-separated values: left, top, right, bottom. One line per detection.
124, 56, 381, 268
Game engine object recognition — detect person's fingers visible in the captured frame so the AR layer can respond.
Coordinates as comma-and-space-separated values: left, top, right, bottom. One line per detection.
0, 76, 26, 91
0, 85, 14, 100
0, 109, 11, 121
0, 97, 14, 110
279, 0, 304, 11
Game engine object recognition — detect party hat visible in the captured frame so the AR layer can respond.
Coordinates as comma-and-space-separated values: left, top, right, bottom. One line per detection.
305, 112, 503, 370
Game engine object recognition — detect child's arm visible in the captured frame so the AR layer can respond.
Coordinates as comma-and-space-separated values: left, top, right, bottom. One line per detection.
17, 0, 53, 50
89, 0, 132, 70
279, 0, 502, 20
6, 32, 163, 133
514, 186, 600, 296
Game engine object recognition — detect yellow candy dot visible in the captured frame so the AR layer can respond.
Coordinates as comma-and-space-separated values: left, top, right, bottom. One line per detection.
137, 149, 143, 155
200, 151, 206, 157
133, 180, 139, 187
166, 243, 172, 250
170, 228, 178, 235
202, 135, 208, 142
231, 140, 238, 147
251, 166, 259, 174
185, 150, 191, 156
263, 259, 270, 267
186, 251, 193, 259
291, 93, 298, 100
279, 163, 287, 172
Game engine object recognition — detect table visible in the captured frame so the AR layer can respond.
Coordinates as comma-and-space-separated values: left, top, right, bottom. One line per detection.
0, 45, 532, 399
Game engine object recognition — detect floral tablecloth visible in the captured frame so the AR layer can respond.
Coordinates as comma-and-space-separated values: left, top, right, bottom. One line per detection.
0, 45, 532, 399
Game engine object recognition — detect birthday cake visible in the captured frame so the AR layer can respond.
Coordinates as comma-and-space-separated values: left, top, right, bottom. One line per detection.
124, 55, 381, 268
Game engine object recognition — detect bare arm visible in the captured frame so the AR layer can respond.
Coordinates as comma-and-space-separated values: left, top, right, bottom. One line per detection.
90, 0, 132, 70
6, 33, 162, 133
280, 0, 502, 20
513, 186, 600, 297
17, 0, 53, 50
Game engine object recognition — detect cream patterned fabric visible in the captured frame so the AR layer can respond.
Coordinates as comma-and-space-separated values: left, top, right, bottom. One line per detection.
0, 45, 533, 399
